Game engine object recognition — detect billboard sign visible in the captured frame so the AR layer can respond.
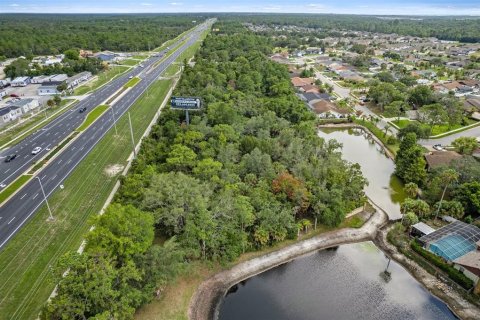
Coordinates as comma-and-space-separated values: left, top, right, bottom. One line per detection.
170, 96, 202, 110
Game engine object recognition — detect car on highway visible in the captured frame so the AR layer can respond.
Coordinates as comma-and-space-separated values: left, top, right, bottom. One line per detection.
4, 154, 17, 162
139, 64, 144, 67
79, 107, 87, 113
31, 147, 42, 155
129, 76, 133, 79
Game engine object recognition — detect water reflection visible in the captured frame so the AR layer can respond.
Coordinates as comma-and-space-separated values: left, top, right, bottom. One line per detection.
318, 128, 406, 219
218, 242, 455, 320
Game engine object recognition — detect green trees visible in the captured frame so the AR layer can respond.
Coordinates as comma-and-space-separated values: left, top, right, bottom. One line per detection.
452, 137, 479, 155
395, 133, 427, 185
64, 49, 80, 60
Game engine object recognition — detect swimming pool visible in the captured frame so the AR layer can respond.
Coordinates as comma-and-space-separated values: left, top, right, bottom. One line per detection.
429, 234, 476, 261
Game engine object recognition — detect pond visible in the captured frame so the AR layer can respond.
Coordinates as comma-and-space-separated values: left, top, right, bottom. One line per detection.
317, 128, 405, 220
218, 242, 455, 320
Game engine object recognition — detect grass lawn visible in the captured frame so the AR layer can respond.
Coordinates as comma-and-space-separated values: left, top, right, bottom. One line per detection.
163, 63, 181, 77
76, 105, 109, 132
120, 59, 140, 66
0, 100, 77, 149
131, 55, 148, 60
0, 175, 31, 204
0, 79, 173, 320
124, 77, 141, 88
391, 119, 415, 129
430, 119, 478, 136
73, 66, 129, 95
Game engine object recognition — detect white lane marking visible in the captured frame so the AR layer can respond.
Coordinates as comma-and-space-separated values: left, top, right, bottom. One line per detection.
23, 155, 28, 159
32, 193, 39, 200
67, 159, 72, 164
41, 175, 46, 180
20, 193, 27, 199
80, 146, 84, 151
57, 159, 62, 164
4, 169, 10, 174
51, 174, 57, 180
8, 217, 15, 225
71, 147, 76, 150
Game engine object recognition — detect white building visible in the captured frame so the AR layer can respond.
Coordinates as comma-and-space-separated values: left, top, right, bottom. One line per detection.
9, 98, 40, 114
0, 106, 22, 126
38, 83, 62, 96
0, 89, 8, 98
49, 74, 68, 82
11, 76, 31, 87
31, 75, 51, 84
66, 71, 92, 89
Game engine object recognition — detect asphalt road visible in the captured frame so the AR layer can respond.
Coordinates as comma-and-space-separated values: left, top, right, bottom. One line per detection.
0, 21, 212, 250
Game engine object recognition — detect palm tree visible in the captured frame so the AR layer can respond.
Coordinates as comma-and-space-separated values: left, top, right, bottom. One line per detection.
404, 182, 419, 199
383, 124, 391, 137
434, 169, 459, 223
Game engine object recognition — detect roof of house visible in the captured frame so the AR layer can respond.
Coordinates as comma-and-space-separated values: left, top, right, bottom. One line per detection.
291, 77, 313, 87
301, 84, 320, 93
9, 98, 35, 108
453, 250, 480, 271
424, 151, 462, 169
0, 106, 20, 116
412, 222, 436, 235
12, 76, 30, 82
312, 100, 336, 114
67, 71, 92, 83
464, 98, 480, 110
441, 81, 462, 91
302, 92, 331, 102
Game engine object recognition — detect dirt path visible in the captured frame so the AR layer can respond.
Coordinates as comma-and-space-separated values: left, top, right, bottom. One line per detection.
188, 205, 388, 320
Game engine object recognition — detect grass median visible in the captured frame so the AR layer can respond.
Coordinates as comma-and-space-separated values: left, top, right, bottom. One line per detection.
120, 59, 140, 66
0, 79, 173, 320
124, 77, 141, 88
76, 105, 109, 132
74, 66, 129, 95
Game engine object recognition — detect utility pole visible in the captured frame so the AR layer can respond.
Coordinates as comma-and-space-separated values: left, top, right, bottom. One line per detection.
36, 176, 54, 221
128, 112, 136, 158
110, 106, 118, 135
185, 110, 190, 125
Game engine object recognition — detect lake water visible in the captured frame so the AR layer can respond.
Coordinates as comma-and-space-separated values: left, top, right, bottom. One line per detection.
218, 242, 455, 320
318, 128, 405, 220
217, 128, 455, 320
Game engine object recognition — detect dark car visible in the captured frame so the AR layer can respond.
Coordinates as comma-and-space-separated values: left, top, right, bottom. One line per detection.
4, 154, 17, 162
79, 107, 87, 113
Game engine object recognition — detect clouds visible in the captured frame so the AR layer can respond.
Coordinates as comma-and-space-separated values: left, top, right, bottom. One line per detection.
0, 0, 479, 15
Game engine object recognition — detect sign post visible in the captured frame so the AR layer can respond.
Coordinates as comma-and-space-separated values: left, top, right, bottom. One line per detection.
170, 96, 202, 125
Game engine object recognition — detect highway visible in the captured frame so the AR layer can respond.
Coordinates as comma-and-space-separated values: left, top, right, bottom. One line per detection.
0, 20, 212, 250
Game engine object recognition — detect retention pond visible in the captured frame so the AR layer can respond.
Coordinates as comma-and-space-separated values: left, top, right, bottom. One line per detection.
216, 128, 455, 320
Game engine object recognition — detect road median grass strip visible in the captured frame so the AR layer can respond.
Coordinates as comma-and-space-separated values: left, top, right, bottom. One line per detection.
124, 77, 141, 88
76, 105, 109, 132
0, 175, 31, 204
0, 79, 174, 319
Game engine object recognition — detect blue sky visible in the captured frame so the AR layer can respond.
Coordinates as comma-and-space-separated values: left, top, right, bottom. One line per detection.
1, 0, 480, 15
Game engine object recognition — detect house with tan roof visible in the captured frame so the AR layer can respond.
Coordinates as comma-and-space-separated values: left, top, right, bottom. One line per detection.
454, 240, 480, 294
291, 77, 313, 88
424, 151, 462, 171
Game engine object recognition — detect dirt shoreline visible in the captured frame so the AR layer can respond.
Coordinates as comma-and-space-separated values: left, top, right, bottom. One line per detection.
188, 203, 388, 320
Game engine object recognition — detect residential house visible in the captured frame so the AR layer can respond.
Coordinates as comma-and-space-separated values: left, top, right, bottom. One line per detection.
9, 98, 39, 114
66, 71, 92, 89
424, 151, 462, 171
453, 240, 480, 294
0, 89, 8, 98
80, 50, 94, 58
300, 92, 331, 103
11, 76, 31, 87
464, 98, 480, 112
299, 84, 320, 93
49, 74, 68, 82
0, 79, 9, 88
311, 100, 350, 118
291, 77, 314, 88
31, 75, 51, 84
0, 106, 22, 126
37, 81, 63, 96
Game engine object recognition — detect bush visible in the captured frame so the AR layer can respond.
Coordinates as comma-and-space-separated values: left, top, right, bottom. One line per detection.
410, 240, 474, 290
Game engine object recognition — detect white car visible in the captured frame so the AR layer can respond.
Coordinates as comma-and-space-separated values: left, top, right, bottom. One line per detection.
129, 76, 133, 79
31, 147, 42, 155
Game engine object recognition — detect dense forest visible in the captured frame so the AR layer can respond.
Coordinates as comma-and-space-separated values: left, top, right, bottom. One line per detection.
42, 22, 366, 319
0, 14, 201, 58
227, 14, 480, 43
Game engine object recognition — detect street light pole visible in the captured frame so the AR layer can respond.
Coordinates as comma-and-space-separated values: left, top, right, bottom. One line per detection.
36, 176, 54, 221
128, 112, 136, 158
110, 106, 118, 135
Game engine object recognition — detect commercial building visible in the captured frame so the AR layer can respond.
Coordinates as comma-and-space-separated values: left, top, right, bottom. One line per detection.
11, 76, 31, 87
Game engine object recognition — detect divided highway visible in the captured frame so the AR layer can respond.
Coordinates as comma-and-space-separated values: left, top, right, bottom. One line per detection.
0, 21, 212, 250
